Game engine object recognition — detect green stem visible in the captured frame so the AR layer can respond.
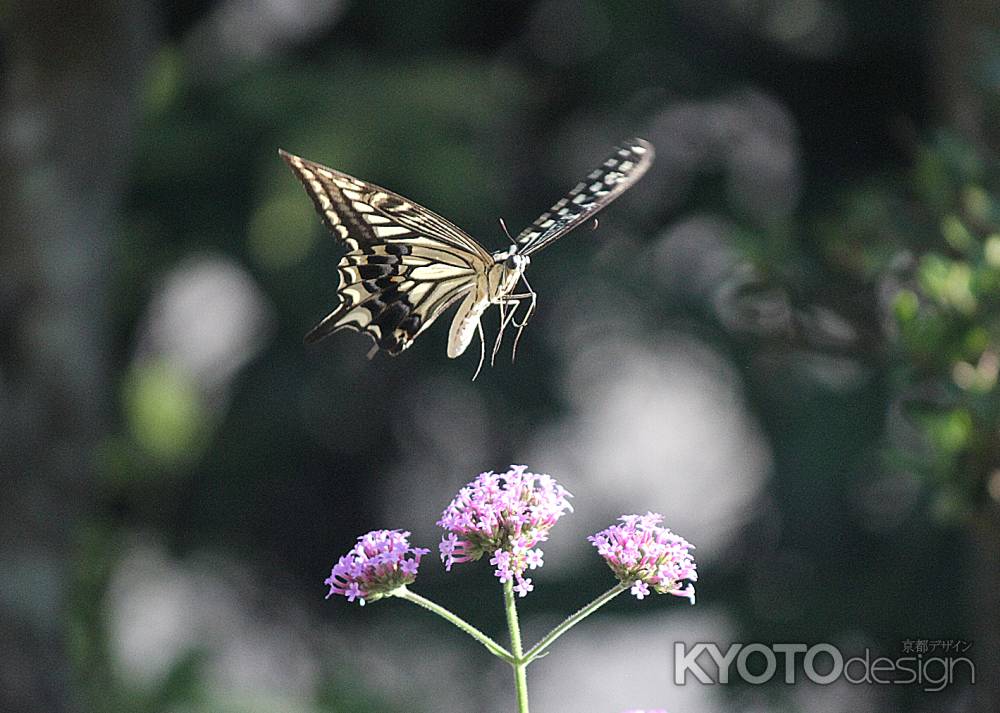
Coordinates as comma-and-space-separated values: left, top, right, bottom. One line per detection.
504, 579, 530, 713
394, 587, 513, 663
523, 583, 627, 664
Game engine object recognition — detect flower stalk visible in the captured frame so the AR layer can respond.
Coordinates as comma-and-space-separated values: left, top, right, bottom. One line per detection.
393, 586, 513, 663
523, 583, 628, 664
504, 578, 531, 713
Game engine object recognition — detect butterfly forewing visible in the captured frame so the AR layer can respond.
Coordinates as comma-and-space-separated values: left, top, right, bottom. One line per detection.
280, 150, 492, 355
514, 138, 654, 256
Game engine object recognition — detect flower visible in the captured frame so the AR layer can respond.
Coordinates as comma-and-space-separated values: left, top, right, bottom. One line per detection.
589, 513, 697, 603
324, 529, 430, 606
438, 465, 572, 596
630, 581, 651, 600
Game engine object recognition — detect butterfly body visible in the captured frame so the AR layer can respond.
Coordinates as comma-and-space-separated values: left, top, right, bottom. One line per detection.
447, 249, 530, 358
281, 138, 653, 372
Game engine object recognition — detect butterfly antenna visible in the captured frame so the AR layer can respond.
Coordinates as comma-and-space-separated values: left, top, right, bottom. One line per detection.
472, 319, 486, 381
498, 216, 516, 245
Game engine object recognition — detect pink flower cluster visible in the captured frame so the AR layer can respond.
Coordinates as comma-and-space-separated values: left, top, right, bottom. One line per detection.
438, 465, 572, 597
324, 529, 430, 606
589, 513, 697, 603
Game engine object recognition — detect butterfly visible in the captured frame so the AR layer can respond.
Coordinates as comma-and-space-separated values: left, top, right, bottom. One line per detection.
280, 137, 654, 377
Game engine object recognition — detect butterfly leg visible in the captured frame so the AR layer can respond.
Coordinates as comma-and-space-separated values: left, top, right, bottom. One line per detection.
505, 269, 538, 362
491, 300, 507, 367
472, 318, 487, 381
492, 290, 535, 364
510, 290, 536, 362
507, 293, 536, 328
491, 297, 523, 367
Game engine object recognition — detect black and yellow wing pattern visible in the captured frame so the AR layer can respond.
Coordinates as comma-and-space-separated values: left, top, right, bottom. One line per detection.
280, 150, 493, 356
514, 138, 654, 256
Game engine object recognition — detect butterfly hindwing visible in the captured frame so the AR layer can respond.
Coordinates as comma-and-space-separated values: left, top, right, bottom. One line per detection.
281, 150, 491, 355
304, 249, 478, 354
515, 138, 654, 256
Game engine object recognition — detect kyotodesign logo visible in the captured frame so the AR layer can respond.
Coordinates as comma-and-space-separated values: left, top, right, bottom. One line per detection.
674, 641, 974, 692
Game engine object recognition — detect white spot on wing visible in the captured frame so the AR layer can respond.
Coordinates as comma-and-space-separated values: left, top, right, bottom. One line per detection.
311, 185, 331, 210
373, 225, 411, 238
339, 305, 375, 330
343, 284, 370, 305
339, 266, 361, 283
410, 264, 470, 280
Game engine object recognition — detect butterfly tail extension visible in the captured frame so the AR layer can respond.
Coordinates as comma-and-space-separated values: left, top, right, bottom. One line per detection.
303, 267, 424, 355
303, 299, 418, 355
303, 307, 346, 345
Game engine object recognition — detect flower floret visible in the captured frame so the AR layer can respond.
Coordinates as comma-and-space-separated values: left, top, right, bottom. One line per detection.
589, 513, 697, 603
325, 529, 430, 606
438, 465, 572, 596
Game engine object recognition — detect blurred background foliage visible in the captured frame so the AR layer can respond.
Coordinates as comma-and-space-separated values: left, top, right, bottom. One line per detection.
2, 1, 999, 712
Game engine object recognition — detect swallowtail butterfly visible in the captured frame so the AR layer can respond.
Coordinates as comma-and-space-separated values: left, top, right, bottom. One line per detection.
281, 138, 653, 377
